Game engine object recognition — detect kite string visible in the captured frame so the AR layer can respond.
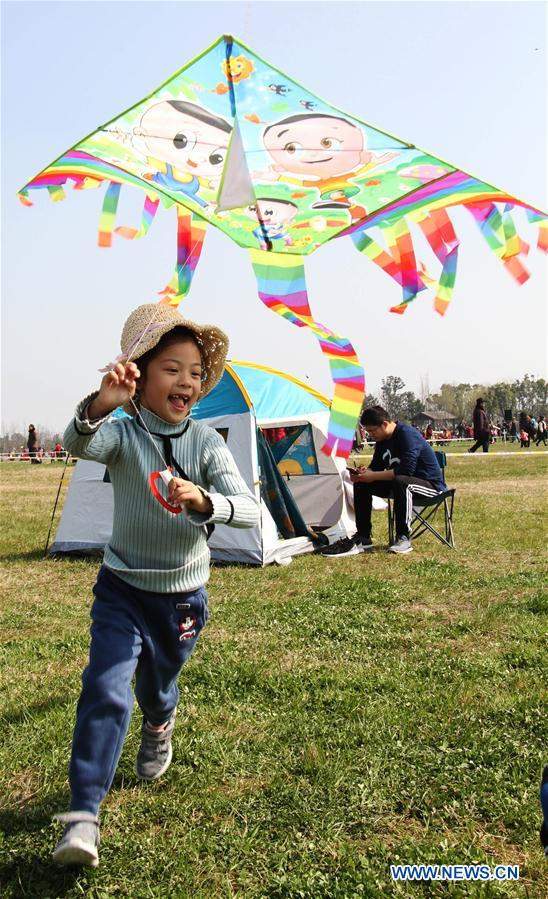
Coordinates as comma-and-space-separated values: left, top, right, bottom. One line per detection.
116, 228, 208, 474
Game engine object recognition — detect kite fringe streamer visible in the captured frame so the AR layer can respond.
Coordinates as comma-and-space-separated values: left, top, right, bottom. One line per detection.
98, 183, 160, 246
352, 199, 546, 319
351, 218, 429, 315
158, 208, 207, 307
114, 194, 160, 241
98, 182, 122, 247
250, 249, 365, 458
414, 208, 459, 316
467, 202, 531, 285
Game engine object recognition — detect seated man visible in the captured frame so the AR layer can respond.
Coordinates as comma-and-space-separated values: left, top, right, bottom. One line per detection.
321, 405, 445, 557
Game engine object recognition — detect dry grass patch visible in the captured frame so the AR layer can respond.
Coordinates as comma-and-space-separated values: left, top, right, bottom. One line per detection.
0, 768, 43, 808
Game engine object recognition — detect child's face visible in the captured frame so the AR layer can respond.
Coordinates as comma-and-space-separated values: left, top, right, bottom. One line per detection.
264, 117, 367, 177
139, 103, 230, 178
138, 338, 203, 423
248, 200, 296, 226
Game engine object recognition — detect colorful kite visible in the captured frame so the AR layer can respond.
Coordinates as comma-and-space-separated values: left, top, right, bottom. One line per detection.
18, 35, 547, 457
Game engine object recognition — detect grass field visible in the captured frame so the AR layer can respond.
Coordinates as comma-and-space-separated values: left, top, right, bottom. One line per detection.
1, 456, 547, 898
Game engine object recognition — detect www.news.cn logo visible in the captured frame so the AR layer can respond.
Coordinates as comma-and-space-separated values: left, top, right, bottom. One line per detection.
390, 863, 519, 882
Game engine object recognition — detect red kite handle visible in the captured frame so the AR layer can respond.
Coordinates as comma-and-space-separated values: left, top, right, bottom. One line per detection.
149, 467, 183, 515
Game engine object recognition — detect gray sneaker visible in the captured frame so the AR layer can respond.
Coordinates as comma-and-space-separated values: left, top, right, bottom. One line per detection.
389, 536, 413, 554
136, 708, 177, 780
52, 811, 100, 867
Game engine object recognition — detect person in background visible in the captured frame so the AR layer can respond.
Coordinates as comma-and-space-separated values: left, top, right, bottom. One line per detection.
320, 405, 445, 557
27, 424, 40, 464
535, 415, 547, 446
468, 398, 490, 453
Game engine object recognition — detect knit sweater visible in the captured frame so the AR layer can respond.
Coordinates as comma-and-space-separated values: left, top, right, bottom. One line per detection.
63, 397, 260, 593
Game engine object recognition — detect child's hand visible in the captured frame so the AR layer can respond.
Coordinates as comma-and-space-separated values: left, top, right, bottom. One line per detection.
88, 359, 140, 419
168, 478, 214, 516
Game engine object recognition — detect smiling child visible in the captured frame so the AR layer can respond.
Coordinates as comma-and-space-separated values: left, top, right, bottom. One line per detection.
52, 304, 259, 867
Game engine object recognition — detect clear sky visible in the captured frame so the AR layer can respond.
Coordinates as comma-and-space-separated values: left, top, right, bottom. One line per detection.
1, 0, 546, 433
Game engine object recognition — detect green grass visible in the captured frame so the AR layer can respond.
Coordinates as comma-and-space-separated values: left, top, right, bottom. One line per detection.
0, 458, 547, 897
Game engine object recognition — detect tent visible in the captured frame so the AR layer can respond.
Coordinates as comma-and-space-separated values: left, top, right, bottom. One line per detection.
50, 362, 360, 565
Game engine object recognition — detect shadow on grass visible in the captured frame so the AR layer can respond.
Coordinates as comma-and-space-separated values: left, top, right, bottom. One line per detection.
0, 694, 71, 726
0, 855, 85, 898
0, 549, 45, 563
0, 795, 89, 899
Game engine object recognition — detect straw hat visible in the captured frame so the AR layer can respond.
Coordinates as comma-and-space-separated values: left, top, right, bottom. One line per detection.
120, 304, 229, 398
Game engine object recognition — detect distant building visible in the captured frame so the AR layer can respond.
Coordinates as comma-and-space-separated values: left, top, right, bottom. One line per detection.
412, 410, 457, 429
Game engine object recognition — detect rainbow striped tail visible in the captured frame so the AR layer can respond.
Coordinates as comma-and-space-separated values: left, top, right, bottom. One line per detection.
250, 250, 364, 458
159, 209, 208, 307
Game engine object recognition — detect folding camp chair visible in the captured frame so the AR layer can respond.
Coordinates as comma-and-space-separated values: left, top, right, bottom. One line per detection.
387, 451, 456, 548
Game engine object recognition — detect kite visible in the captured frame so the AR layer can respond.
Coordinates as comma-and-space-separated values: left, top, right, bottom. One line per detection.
18, 35, 547, 458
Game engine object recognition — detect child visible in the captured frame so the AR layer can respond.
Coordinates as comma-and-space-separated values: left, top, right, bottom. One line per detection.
53, 303, 260, 867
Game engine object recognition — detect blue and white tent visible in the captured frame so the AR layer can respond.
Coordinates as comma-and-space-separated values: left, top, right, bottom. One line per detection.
51, 362, 355, 565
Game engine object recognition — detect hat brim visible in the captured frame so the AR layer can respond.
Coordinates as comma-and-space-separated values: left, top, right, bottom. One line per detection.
120, 306, 229, 415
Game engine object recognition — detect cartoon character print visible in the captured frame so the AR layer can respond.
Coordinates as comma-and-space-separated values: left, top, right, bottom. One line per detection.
258, 113, 398, 223
246, 198, 297, 250
268, 84, 291, 96
178, 615, 197, 642
382, 449, 401, 469
212, 55, 255, 95
222, 54, 255, 83
113, 100, 232, 209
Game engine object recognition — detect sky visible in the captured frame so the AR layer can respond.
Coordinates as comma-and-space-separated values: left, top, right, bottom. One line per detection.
1, 0, 547, 434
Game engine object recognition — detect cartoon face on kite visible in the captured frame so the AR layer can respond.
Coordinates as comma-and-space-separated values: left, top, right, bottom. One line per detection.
262, 114, 371, 180
136, 101, 232, 198
247, 199, 297, 249
222, 54, 254, 83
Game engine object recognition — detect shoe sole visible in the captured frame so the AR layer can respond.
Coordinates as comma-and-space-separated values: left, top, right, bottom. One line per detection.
388, 546, 413, 554
321, 546, 364, 558
135, 743, 173, 781
53, 840, 99, 867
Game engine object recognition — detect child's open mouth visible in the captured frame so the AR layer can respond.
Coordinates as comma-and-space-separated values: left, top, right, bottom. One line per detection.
168, 394, 189, 412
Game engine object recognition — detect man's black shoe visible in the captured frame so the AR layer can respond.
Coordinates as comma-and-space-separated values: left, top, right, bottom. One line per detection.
320, 534, 373, 558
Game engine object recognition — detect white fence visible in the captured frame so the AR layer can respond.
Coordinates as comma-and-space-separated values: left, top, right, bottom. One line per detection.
0, 452, 74, 463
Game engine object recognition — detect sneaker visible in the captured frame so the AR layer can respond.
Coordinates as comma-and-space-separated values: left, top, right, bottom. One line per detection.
52, 811, 100, 867
136, 708, 177, 780
389, 536, 413, 554
320, 534, 373, 558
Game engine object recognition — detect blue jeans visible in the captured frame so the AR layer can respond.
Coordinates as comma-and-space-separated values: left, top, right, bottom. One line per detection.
69, 566, 208, 814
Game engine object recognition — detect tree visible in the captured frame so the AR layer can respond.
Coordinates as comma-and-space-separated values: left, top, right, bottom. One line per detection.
380, 377, 423, 421
427, 383, 485, 422
380, 376, 405, 418
400, 391, 424, 421
360, 393, 379, 414
483, 383, 517, 420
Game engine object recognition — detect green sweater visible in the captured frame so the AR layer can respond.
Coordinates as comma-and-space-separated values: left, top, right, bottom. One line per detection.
64, 397, 260, 593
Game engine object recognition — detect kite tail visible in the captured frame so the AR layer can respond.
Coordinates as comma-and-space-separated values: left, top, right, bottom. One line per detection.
414, 208, 459, 316
114, 194, 160, 240
467, 202, 531, 285
98, 182, 160, 246
526, 208, 548, 253
351, 217, 428, 315
250, 249, 365, 459
159, 208, 207, 307
98, 182, 121, 247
